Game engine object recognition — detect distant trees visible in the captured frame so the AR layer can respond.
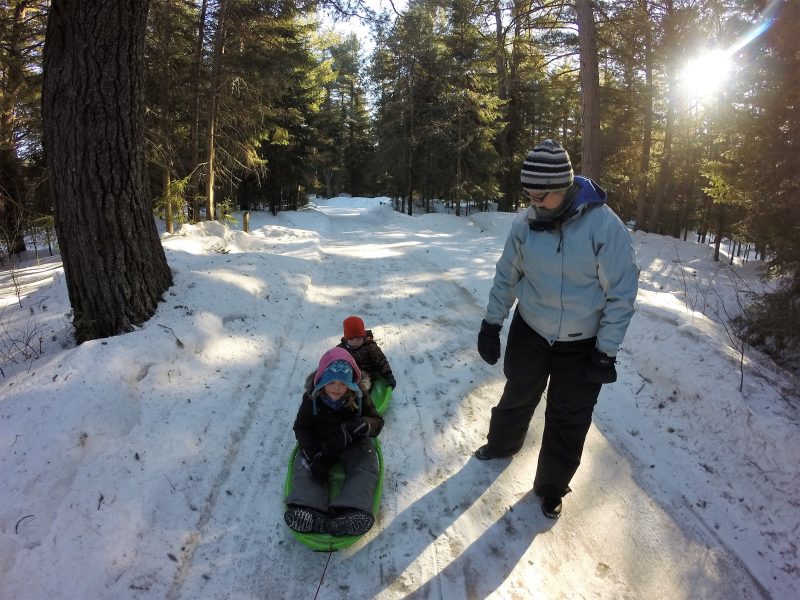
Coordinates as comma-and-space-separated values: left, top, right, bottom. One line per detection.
0, 1, 47, 256
2, 0, 796, 360
143, 0, 362, 218
371, 0, 502, 214
9, 1, 796, 246
310, 32, 375, 199
722, 0, 800, 368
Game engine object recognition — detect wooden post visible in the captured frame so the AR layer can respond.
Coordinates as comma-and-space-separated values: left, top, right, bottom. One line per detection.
243, 211, 250, 233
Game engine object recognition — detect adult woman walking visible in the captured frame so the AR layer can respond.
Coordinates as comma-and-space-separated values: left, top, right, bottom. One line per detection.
476, 139, 639, 519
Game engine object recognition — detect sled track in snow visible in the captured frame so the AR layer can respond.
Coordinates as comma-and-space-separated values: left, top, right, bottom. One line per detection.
166, 236, 334, 599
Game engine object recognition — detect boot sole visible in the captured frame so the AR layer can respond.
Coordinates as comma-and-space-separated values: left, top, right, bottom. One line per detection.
284, 508, 329, 533
328, 511, 375, 537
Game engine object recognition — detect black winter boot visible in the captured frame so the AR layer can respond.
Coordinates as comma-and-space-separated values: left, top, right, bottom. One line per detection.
541, 497, 562, 519
327, 509, 374, 537
474, 445, 515, 460
284, 507, 330, 533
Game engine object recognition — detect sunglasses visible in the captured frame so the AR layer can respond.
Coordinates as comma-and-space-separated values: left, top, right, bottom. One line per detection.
528, 191, 550, 202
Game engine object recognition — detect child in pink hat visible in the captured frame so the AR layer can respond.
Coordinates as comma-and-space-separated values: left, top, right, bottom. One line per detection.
284, 347, 384, 537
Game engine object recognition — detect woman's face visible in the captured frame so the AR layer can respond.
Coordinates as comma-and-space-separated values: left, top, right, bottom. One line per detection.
324, 381, 347, 400
527, 189, 566, 210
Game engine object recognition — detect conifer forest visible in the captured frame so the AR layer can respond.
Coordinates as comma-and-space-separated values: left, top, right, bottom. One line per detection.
1, 0, 798, 368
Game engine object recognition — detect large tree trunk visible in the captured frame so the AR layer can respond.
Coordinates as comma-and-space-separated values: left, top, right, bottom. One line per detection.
575, 0, 601, 180
42, 0, 172, 343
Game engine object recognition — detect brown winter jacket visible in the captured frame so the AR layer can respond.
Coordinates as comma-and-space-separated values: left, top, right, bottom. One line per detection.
337, 334, 396, 389
292, 371, 384, 463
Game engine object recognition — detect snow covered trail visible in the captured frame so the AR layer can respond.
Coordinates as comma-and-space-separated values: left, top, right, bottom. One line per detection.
168, 206, 499, 598
0, 200, 785, 600
167, 205, 768, 600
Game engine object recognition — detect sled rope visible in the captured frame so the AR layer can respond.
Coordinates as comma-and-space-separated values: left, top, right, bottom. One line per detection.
313, 551, 333, 599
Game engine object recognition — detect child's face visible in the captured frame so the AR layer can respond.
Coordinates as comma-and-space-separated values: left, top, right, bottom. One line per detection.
346, 336, 365, 349
324, 380, 348, 400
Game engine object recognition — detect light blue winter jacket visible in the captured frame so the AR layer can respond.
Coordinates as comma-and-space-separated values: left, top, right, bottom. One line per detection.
484, 176, 638, 356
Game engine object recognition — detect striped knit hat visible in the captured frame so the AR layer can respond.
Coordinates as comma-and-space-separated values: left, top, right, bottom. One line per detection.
521, 139, 574, 191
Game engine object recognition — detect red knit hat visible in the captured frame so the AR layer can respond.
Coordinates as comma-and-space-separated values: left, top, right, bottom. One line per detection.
343, 316, 366, 339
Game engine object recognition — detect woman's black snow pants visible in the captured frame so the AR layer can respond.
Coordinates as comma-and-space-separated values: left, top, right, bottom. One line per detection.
485, 310, 602, 498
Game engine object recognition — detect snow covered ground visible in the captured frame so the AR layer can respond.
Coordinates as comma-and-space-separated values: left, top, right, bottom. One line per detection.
0, 196, 797, 599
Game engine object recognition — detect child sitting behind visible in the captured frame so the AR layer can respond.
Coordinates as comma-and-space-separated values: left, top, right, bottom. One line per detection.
338, 316, 397, 390
284, 347, 384, 537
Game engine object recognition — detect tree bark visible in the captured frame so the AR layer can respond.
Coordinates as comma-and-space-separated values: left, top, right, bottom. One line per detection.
575, 0, 601, 180
206, 0, 229, 222
492, 0, 512, 212
189, 0, 209, 223
163, 167, 173, 234
635, 0, 653, 231
42, 0, 172, 342
650, 0, 675, 234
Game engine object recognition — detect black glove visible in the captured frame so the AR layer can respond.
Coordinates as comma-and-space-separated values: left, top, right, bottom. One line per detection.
346, 417, 371, 438
585, 348, 617, 384
385, 374, 396, 389
477, 320, 502, 365
323, 423, 353, 457
301, 448, 329, 482
310, 460, 329, 481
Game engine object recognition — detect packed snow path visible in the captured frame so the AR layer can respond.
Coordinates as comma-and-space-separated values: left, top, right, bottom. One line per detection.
2, 198, 792, 600
165, 205, 768, 599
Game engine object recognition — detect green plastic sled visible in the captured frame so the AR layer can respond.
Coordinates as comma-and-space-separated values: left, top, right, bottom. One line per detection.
283, 376, 390, 551
284, 438, 384, 552
371, 376, 393, 416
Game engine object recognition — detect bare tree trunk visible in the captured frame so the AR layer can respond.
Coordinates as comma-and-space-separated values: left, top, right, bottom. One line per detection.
155, 0, 176, 234
455, 88, 463, 217
575, 0, 601, 180
405, 65, 416, 217
651, 75, 674, 234
189, 0, 209, 223
163, 167, 173, 234
42, 0, 172, 342
206, 0, 228, 221
713, 206, 725, 262
651, 0, 675, 234
492, 0, 511, 212
635, 0, 653, 231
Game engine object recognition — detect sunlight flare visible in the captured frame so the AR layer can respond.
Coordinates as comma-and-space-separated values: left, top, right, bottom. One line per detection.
678, 49, 732, 106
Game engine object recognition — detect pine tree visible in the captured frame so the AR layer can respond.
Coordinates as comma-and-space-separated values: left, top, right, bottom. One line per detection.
42, 0, 173, 342
0, 1, 47, 254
